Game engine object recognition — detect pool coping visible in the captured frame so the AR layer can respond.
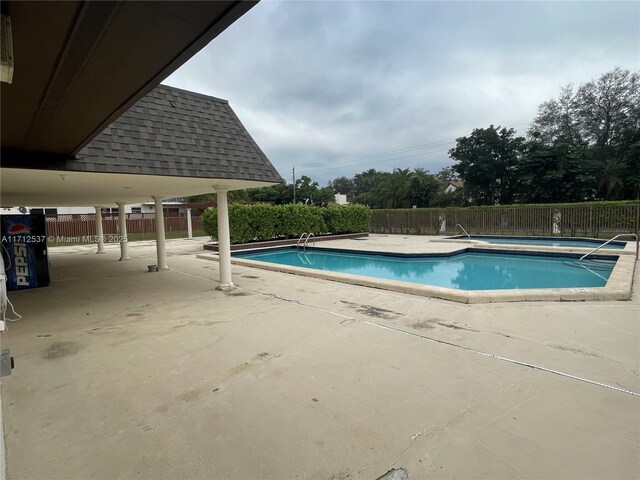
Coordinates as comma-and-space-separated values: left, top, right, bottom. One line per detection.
202, 232, 369, 252
432, 236, 637, 256
197, 246, 637, 304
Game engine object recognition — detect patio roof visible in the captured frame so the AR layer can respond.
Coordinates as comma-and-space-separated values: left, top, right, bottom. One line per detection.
1, 0, 257, 160
75, 85, 283, 184
1, 85, 283, 207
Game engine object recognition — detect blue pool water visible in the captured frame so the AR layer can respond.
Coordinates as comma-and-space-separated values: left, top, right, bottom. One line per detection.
451, 235, 626, 250
234, 247, 616, 290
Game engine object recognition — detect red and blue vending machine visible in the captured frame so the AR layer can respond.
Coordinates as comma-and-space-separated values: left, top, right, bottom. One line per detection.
1, 214, 50, 291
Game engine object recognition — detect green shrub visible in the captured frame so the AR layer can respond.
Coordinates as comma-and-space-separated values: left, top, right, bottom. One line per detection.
202, 203, 278, 243
324, 204, 371, 234
202, 203, 369, 244
276, 204, 327, 237
201, 207, 218, 239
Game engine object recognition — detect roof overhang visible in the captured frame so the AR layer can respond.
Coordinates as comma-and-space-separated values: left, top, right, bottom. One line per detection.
0, 0, 257, 158
0, 168, 278, 207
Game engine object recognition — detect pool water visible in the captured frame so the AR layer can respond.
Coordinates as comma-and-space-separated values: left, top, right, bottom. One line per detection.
453, 235, 626, 249
234, 247, 616, 291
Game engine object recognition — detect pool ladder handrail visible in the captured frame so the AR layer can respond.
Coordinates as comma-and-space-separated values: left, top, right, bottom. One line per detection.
296, 233, 308, 250
296, 233, 316, 251
456, 224, 470, 239
304, 233, 316, 250
579, 233, 638, 264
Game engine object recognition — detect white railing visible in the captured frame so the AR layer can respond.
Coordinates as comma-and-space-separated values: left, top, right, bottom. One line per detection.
579, 233, 639, 264
456, 224, 470, 239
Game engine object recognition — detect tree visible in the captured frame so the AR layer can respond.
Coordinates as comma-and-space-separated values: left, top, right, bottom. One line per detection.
352, 169, 380, 206
435, 167, 458, 186
318, 186, 337, 205
529, 85, 583, 147
576, 68, 639, 149
410, 168, 439, 207
328, 176, 355, 195
370, 171, 393, 208
623, 141, 640, 199
529, 67, 640, 200
186, 190, 249, 205
247, 184, 293, 205
598, 158, 627, 200
515, 139, 597, 203
430, 189, 465, 207
449, 125, 525, 205
385, 168, 413, 208
295, 176, 323, 205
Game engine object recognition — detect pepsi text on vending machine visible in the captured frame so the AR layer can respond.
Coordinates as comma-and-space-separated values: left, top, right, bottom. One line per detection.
1, 214, 50, 291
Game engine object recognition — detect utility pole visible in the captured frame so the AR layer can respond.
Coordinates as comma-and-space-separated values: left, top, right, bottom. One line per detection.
292, 166, 296, 204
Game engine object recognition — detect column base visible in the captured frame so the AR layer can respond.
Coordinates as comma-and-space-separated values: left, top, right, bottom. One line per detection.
119, 257, 131, 261
157, 266, 170, 271
96, 251, 106, 255
216, 283, 236, 291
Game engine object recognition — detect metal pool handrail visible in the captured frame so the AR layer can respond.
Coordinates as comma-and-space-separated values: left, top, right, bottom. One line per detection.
296, 233, 309, 250
303, 233, 316, 250
456, 224, 470, 239
579, 233, 638, 264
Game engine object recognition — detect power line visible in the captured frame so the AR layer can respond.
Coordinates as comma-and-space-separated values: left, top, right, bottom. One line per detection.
301, 121, 533, 172
303, 146, 452, 171
303, 138, 458, 168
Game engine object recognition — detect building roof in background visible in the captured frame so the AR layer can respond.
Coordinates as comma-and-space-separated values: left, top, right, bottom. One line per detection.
74, 85, 283, 184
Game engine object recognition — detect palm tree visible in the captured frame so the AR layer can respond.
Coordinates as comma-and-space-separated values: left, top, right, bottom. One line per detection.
598, 158, 627, 200
387, 168, 413, 208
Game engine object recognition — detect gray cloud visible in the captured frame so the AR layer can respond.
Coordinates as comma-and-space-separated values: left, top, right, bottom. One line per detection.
165, 1, 640, 185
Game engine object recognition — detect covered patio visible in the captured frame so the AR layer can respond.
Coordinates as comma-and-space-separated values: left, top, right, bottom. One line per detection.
1, 83, 283, 287
1, 2, 276, 476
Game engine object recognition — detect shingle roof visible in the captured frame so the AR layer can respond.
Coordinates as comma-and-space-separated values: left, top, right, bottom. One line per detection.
72, 85, 283, 184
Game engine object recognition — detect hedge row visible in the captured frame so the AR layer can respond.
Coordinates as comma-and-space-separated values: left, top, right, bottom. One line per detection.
202, 203, 371, 244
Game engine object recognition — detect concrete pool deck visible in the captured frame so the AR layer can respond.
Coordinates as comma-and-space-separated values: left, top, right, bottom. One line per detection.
199, 234, 637, 303
1, 235, 639, 479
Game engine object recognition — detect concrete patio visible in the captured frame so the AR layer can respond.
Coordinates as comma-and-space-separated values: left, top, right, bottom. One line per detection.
1, 235, 638, 479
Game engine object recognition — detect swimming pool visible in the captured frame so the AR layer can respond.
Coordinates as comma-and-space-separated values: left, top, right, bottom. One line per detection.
447, 235, 626, 249
234, 247, 616, 291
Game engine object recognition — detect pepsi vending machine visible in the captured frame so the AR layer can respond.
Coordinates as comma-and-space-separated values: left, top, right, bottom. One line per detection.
1, 214, 50, 291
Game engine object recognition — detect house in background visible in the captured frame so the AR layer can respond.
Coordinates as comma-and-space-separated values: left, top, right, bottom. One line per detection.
444, 180, 464, 194
334, 193, 350, 205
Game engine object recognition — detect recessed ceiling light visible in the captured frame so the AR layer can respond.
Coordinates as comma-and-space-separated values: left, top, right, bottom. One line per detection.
123, 186, 133, 189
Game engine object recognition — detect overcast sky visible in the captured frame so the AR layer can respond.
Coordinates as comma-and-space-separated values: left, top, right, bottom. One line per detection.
164, 1, 640, 186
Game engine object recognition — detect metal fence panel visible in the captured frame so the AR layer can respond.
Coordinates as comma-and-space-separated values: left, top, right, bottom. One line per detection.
370, 204, 640, 238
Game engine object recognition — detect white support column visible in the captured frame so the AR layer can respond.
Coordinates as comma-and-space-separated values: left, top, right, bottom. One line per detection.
94, 206, 105, 254
186, 208, 193, 239
117, 202, 130, 261
215, 188, 234, 290
153, 196, 169, 270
